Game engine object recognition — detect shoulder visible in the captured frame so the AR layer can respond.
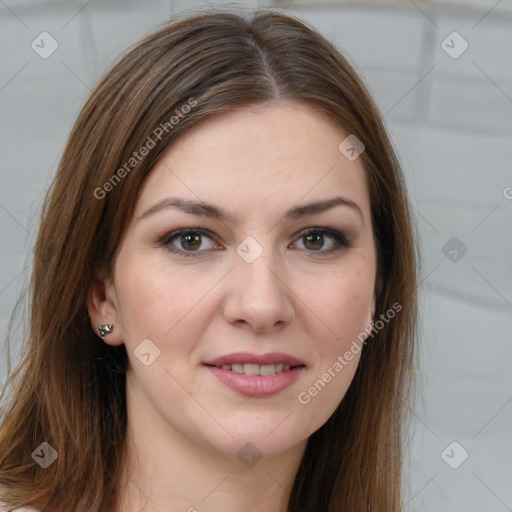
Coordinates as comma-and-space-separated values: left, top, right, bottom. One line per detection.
0, 502, 40, 512
0, 487, 40, 512
0, 508, 39, 512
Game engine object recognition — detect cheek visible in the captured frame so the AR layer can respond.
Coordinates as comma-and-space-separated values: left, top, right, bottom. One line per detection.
113, 256, 209, 342
295, 273, 371, 421
304, 267, 373, 349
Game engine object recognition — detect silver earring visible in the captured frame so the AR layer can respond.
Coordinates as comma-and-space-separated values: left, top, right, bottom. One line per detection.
98, 324, 114, 337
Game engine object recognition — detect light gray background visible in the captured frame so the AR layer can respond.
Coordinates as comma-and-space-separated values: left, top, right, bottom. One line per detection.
1, 1, 511, 511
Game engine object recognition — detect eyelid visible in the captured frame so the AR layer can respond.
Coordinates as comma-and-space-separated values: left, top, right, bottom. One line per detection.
297, 227, 351, 248
158, 228, 221, 256
158, 226, 351, 257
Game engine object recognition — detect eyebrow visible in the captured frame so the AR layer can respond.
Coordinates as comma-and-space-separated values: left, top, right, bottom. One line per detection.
138, 195, 364, 224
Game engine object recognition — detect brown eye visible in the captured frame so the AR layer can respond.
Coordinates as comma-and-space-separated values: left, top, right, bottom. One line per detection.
159, 228, 219, 257
293, 228, 351, 255
180, 233, 202, 251
303, 233, 324, 251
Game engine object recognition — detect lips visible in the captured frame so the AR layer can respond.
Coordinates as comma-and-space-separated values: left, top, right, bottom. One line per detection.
203, 352, 306, 397
212, 362, 291, 376
203, 352, 305, 368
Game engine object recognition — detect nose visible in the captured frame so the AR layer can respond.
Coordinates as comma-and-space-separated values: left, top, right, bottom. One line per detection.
222, 248, 295, 333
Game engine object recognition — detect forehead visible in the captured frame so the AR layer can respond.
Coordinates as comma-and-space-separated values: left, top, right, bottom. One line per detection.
135, 101, 370, 222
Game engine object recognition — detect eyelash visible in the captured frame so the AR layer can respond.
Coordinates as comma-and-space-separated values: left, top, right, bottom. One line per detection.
158, 227, 352, 258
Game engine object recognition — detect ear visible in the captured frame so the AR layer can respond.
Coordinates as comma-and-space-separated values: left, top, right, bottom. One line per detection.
86, 268, 124, 346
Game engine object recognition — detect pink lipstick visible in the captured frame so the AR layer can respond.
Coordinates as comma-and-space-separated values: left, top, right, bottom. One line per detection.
203, 352, 306, 398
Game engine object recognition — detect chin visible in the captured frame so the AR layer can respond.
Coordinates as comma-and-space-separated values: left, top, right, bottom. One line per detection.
196, 418, 311, 461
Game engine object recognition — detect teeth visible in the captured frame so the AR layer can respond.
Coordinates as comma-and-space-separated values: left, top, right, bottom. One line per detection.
217, 363, 295, 376
259, 364, 276, 376
243, 363, 260, 376
231, 363, 243, 373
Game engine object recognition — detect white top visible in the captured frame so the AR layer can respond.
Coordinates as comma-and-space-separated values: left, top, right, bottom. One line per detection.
0, 485, 37, 512
0, 503, 39, 512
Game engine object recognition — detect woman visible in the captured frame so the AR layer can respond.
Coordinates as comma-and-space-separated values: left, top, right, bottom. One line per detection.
0, 8, 419, 512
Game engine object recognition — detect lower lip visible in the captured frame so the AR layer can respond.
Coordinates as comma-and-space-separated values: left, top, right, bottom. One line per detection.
205, 365, 305, 397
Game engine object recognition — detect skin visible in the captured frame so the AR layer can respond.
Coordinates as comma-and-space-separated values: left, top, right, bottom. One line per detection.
88, 100, 377, 512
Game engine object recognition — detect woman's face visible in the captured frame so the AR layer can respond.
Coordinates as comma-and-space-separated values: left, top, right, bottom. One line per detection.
92, 101, 376, 458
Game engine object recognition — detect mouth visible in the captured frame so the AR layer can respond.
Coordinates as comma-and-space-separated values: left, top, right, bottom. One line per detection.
204, 362, 303, 376
202, 352, 306, 397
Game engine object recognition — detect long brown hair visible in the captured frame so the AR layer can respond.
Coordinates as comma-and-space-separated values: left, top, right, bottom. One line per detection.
0, 8, 419, 512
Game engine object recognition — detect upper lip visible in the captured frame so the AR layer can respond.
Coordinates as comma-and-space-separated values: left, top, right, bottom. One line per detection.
203, 352, 305, 367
